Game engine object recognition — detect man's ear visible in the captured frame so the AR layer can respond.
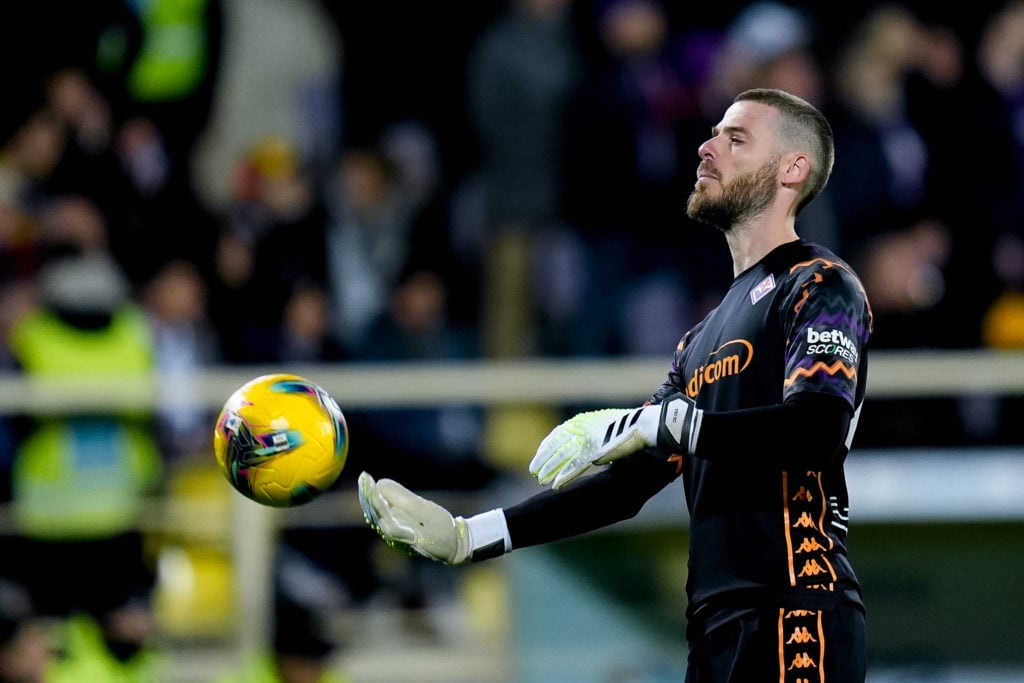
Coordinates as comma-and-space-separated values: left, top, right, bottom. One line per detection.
781, 152, 810, 185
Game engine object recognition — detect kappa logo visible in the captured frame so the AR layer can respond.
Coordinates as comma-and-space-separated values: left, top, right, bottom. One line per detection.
796, 537, 826, 553
797, 559, 830, 578
788, 653, 817, 670
792, 486, 813, 502
784, 610, 817, 618
787, 627, 818, 645
792, 511, 817, 529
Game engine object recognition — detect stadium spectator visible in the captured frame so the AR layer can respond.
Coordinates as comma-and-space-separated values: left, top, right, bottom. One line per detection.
817, 5, 957, 351
465, 0, 584, 357
948, 0, 1024, 342
377, 120, 482, 337
561, 0, 700, 356
46, 608, 166, 683
271, 281, 347, 365
87, 0, 225, 195
824, 5, 932, 255
5, 246, 164, 678
323, 147, 417, 356
209, 135, 331, 363
39, 66, 216, 286
193, 0, 340, 212
141, 258, 222, 460
704, 2, 824, 116
707, 2, 839, 250
350, 268, 490, 489
0, 101, 69, 214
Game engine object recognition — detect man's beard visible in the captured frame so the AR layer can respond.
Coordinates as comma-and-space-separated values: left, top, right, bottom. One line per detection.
686, 157, 779, 231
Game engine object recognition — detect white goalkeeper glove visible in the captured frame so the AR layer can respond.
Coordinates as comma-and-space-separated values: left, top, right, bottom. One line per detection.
529, 393, 703, 489
357, 471, 511, 565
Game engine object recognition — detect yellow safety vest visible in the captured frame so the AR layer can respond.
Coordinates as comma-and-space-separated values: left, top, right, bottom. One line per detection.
9, 307, 162, 539
46, 613, 167, 683
127, 0, 210, 102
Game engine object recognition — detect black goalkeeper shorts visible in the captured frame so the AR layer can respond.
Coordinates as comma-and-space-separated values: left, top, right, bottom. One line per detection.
685, 601, 867, 683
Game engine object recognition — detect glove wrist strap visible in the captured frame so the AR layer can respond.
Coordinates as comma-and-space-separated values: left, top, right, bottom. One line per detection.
657, 394, 704, 456
463, 509, 511, 561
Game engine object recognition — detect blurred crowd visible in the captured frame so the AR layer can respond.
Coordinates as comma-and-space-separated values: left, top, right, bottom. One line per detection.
0, 0, 1023, 679
4, 0, 1024, 372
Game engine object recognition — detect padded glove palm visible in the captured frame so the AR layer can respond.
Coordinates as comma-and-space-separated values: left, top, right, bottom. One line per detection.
358, 472, 509, 565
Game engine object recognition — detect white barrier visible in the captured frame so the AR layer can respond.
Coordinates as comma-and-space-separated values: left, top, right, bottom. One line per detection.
0, 349, 1021, 414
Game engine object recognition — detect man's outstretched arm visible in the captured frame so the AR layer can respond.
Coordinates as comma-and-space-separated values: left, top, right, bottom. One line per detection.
358, 452, 678, 564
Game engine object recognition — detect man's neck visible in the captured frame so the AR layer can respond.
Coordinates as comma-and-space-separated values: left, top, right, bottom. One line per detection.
725, 216, 800, 276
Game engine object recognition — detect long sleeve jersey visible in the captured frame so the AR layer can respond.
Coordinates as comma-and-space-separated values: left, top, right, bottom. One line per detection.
504, 239, 873, 617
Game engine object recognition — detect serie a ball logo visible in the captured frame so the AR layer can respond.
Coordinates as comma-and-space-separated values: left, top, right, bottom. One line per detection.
213, 373, 349, 507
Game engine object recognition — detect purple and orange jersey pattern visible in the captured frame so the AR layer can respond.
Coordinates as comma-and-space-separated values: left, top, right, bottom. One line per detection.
782, 257, 873, 408
654, 240, 872, 610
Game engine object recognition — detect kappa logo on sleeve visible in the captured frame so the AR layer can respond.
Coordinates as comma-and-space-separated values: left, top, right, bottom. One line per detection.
803, 327, 859, 364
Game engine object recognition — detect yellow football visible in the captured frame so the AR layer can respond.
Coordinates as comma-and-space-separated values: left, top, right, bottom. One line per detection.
213, 373, 348, 507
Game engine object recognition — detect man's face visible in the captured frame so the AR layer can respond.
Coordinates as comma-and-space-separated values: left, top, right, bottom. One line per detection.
686, 101, 781, 231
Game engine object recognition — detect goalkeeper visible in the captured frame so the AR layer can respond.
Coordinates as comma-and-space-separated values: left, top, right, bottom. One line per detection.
359, 89, 871, 683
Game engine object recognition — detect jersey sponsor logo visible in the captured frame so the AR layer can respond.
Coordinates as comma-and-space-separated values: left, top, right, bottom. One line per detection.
749, 273, 775, 304
803, 326, 859, 363
684, 339, 753, 398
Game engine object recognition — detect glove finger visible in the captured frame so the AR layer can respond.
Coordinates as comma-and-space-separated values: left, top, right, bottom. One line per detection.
358, 473, 417, 549
529, 426, 574, 475
528, 446, 548, 476
377, 477, 430, 510
359, 472, 399, 536
534, 443, 576, 486
552, 457, 591, 490
357, 471, 385, 529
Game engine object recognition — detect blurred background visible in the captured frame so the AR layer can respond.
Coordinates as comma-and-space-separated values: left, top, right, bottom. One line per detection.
0, 0, 1022, 681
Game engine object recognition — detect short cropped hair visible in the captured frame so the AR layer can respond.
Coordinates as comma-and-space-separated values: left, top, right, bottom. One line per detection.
734, 88, 834, 213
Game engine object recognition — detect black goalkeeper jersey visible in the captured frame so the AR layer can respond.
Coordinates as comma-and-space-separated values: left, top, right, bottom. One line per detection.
504, 238, 872, 620
652, 239, 872, 612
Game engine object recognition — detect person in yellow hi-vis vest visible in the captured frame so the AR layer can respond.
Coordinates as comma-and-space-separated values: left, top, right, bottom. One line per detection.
6, 252, 165, 682
96, 0, 223, 187
45, 612, 166, 683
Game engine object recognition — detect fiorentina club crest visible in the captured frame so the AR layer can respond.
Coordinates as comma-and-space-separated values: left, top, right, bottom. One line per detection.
750, 274, 775, 304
